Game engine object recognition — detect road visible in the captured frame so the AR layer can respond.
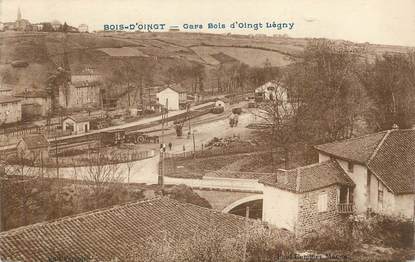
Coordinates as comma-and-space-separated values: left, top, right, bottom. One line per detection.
6, 101, 263, 191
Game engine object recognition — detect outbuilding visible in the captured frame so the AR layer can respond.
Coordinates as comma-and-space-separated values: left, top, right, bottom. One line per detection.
156, 84, 187, 111
17, 134, 50, 162
62, 115, 91, 135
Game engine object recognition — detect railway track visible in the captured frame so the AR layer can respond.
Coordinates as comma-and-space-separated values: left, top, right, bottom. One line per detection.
1, 104, 215, 155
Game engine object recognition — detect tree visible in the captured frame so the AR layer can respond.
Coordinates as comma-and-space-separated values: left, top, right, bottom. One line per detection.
84, 148, 123, 209
62, 22, 69, 33
289, 40, 366, 144
361, 52, 415, 130
1, 155, 50, 230
250, 77, 302, 170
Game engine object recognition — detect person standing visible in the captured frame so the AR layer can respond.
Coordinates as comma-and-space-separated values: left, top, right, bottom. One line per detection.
168, 142, 172, 151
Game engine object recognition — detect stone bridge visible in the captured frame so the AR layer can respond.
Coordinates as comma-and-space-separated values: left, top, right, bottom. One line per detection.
178, 176, 264, 218
194, 188, 263, 215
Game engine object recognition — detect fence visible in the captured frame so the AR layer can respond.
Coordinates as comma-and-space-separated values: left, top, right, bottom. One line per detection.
8, 150, 155, 168
164, 144, 266, 160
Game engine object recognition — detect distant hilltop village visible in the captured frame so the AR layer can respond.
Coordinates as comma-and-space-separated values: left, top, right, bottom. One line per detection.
0, 7, 88, 33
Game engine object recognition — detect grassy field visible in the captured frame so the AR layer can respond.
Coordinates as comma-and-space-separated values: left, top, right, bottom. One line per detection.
0, 31, 412, 95
191, 45, 293, 66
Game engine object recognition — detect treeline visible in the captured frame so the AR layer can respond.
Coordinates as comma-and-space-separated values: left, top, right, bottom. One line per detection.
257, 39, 415, 167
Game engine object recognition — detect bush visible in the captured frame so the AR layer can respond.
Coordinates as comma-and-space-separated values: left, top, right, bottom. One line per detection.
350, 213, 413, 248
123, 223, 296, 262
300, 221, 354, 251
301, 213, 414, 252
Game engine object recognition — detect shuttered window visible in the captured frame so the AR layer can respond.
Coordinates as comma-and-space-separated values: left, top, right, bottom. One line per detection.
318, 192, 328, 212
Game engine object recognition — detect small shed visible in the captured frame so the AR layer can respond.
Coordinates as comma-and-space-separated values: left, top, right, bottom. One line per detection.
62, 115, 91, 135
17, 134, 49, 162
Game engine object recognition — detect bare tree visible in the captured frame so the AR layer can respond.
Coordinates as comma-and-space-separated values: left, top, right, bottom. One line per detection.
84, 148, 123, 209
249, 78, 302, 170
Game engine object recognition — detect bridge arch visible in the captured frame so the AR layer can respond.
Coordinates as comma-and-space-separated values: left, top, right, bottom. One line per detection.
222, 194, 263, 213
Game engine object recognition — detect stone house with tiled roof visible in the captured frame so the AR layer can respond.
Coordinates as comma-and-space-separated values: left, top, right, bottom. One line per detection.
259, 160, 355, 235
0, 198, 253, 262
315, 129, 415, 219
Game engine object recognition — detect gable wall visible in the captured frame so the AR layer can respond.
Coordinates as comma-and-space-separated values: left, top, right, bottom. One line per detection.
262, 185, 298, 231
297, 184, 348, 236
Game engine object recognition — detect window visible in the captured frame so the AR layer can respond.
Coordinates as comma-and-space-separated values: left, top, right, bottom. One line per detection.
318, 192, 328, 212
347, 162, 354, 172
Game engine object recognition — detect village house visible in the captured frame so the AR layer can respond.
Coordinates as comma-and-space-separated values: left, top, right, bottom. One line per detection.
15, 90, 52, 119
59, 68, 102, 109
0, 86, 12, 96
255, 81, 288, 101
16, 134, 49, 162
32, 23, 44, 31
260, 160, 355, 236
156, 84, 187, 111
0, 96, 22, 124
78, 24, 88, 33
0, 198, 251, 262
62, 115, 91, 135
59, 81, 101, 108
70, 68, 102, 83
315, 129, 415, 219
260, 129, 415, 236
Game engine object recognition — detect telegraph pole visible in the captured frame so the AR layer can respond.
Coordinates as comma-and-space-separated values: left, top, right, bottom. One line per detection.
159, 99, 168, 189
242, 206, 250, 262
0, 164, 5, 232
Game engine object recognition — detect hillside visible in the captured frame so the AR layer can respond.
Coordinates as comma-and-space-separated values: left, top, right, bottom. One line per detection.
0, 31, 413, 95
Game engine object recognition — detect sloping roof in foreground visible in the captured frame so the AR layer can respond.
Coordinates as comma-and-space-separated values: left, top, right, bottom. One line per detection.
21, 134, 49, 149
0, 198, 249, 262
315, 129, 415, 194
259, 160, 355, 193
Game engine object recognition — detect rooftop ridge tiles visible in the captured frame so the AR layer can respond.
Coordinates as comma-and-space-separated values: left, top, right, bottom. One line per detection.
314, 130, 389, 150
0, 197, 165, 237
367, 130, 392, 165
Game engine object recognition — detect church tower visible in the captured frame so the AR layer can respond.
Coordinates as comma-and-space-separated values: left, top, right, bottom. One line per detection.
17, 7, 22, 21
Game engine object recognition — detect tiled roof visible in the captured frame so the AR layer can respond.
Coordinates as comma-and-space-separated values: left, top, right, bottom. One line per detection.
15, 90, 49, 98
314, 131, 388, 164
72, 80, 100, 88
259, 160, 355, 193
159, 83, 187, 94
63, 115, 92, 123
367, 130, 415, 194
21, 134, 49, 149
0, 198, 249, 262
315, 129, 415, 194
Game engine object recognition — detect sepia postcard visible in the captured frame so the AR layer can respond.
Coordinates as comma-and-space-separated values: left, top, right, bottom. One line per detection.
0, 0, 414, 261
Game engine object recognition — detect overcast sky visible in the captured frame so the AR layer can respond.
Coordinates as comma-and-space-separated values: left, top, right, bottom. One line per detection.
1, 0, 414, 46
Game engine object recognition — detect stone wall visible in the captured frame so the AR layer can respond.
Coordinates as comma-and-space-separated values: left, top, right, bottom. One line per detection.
297, 184, 349, 236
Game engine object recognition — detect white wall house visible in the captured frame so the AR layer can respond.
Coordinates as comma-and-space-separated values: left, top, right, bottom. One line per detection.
315, 129, 415, 219
0, 96, 22, 124
255, 81, 288, 101
260, 161, 355, 235
156, 87, 179, 111
62, 116, 90, 135
78, 24, 88, 33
